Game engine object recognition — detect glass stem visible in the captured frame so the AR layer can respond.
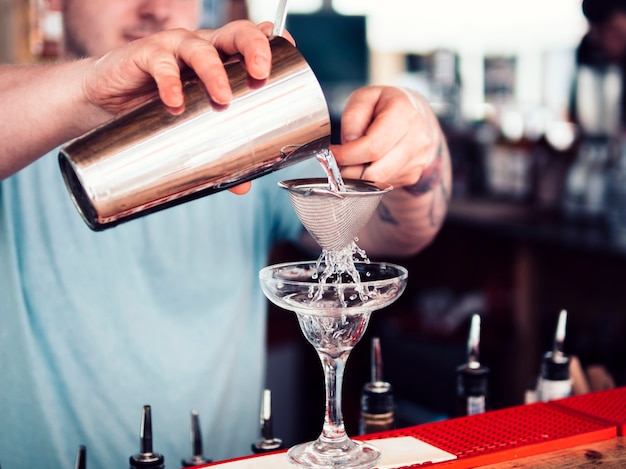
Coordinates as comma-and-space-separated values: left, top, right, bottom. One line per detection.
319, 350, 350, 442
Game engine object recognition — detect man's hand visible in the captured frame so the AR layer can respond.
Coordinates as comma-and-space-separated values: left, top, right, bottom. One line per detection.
0, 20, 291, 181
82, 20, 274, 118
329, 86, 451, 257
330, 86, 441, 190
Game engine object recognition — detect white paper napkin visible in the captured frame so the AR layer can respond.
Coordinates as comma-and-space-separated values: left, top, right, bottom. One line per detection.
203, 436, 456, 468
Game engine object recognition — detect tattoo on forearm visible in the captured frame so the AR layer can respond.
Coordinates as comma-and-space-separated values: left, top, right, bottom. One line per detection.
402, 140, 449, 227
374, 139, 450, 230
428, 178, 449, 227
403, 141, 444, 196
376, 201, 398, 226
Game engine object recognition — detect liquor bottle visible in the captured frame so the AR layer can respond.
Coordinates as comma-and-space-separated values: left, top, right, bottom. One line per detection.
129, 405, 165, 469
181, 410, 211, 467
538, 310, 572, 402
456, 314, 489, 416
251, 389, 284, 454
359, 337, 395, 435
74, 445, 86, 469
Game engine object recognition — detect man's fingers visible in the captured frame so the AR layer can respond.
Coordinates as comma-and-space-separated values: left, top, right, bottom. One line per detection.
179, 39, 234, 104
197, 21, 272, 80
228, 181, 252, 194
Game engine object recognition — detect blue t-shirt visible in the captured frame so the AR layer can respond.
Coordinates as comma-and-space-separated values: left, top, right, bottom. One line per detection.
0, 149, 320, 468
202, 0, 228, 28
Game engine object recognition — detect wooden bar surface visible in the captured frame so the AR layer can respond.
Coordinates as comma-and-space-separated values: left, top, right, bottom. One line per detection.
477, 436, 626, 468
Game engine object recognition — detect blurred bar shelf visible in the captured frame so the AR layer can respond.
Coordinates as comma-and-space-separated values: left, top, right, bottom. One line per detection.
447, 197, 626, 259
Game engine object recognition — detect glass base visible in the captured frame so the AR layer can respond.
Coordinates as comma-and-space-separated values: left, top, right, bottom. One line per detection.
287, 437, 380, 468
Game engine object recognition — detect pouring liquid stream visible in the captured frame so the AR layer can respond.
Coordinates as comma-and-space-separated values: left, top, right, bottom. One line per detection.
315, 148, 346, 193
313, 149, 371, 301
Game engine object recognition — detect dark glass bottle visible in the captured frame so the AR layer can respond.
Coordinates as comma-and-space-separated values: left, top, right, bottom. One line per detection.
129, 405, 165, 469
456, 314, 489, 417
456, 364, 489, 416
359, 337, 395, 435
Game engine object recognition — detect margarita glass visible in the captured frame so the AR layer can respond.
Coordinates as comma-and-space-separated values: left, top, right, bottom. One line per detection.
259, 260, 408, 468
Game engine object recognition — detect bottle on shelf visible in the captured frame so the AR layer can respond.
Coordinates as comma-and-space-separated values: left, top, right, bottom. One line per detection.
456, 314, 490, 416
359, 337, 395, 435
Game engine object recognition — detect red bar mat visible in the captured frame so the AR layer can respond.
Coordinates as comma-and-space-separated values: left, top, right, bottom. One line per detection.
193, 398, 620, 469
361, 402, 616, 468
548, 387, 626, 435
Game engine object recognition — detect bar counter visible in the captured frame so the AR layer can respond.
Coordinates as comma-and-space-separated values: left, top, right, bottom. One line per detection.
188, 387, 626, 468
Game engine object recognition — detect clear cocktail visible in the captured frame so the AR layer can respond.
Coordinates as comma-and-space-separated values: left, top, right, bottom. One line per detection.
259, 260, 408, 468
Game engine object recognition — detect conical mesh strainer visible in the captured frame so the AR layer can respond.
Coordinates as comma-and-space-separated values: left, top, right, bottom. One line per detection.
279, 178, 393, 251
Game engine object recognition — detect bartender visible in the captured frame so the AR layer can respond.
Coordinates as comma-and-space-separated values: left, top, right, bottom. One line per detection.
0, 0, 451, 467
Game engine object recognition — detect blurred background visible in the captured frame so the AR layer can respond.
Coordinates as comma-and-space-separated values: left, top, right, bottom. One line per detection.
5, 0, 626, 451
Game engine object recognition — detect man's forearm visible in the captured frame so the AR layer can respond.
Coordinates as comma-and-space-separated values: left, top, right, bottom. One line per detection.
0, 59, 108, 180
357, 133, 451, 258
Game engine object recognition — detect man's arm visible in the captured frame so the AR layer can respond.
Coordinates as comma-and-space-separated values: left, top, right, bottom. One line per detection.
357, 133, 450, 257
0, 21, 273, 180
0, 60, 109, 180
327, 86, 452, 258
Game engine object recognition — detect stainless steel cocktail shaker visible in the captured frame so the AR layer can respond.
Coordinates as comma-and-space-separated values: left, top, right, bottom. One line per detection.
59, 36, 331, 230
